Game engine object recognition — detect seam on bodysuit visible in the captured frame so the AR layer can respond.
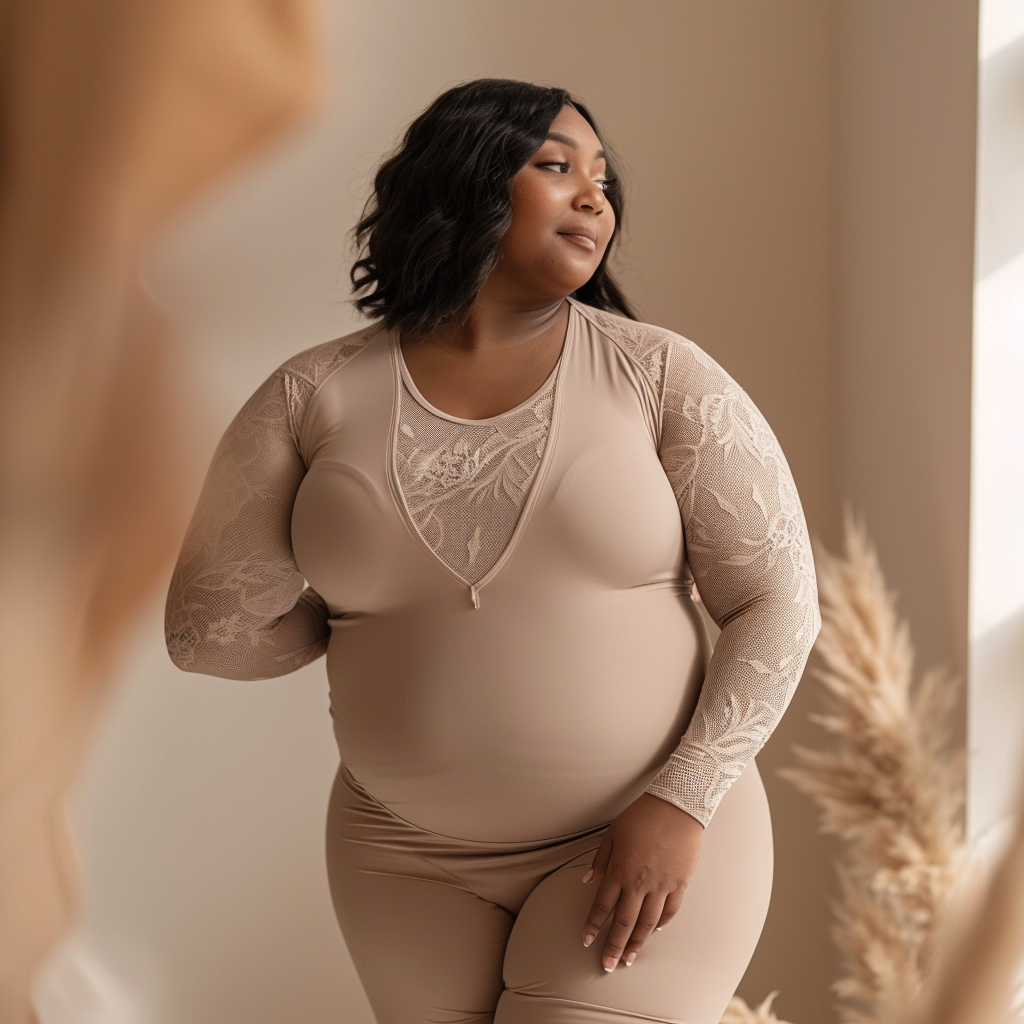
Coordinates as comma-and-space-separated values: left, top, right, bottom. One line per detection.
382, 313, 573, 607
567, 298, 670, 447
355, 863, 486, 900
342, 763, 608, 848
347, 837, 604, 918
499, 990, 691, 1024
285, 322, 385, 459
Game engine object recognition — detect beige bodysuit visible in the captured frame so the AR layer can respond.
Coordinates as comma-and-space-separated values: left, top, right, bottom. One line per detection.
165, 297, 820, 1023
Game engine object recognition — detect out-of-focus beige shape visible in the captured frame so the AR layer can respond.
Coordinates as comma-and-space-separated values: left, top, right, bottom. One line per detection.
0, 2, 322, 1021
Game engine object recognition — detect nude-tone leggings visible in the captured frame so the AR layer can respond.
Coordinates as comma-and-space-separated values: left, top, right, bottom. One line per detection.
326, 761, 773, 1024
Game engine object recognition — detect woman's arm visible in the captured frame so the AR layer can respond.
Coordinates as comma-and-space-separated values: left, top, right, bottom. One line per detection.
578, 312, 820, 971
164, 363, 330, 681
644, 335, 821, 825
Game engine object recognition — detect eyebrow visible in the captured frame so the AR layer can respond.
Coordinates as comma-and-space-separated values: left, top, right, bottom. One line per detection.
545, 131, 606, 160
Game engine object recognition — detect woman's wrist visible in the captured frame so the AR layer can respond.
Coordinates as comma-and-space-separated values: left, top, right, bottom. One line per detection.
643, 777, 712, 829
637, 791, 706, 830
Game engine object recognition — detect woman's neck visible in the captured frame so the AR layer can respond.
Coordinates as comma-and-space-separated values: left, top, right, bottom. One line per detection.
408, 287, 569, 355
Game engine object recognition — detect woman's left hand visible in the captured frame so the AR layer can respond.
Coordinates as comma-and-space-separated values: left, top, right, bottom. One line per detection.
581, 793, 704, 971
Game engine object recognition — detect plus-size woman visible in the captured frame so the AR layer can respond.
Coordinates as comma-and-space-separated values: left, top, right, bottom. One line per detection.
165, 79, 820, 1024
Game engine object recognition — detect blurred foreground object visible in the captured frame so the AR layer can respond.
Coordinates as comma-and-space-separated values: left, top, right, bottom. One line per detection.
0, 1, 323, 1020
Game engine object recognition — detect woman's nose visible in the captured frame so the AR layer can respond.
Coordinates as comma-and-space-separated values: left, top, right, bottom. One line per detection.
575, 184, 606, 212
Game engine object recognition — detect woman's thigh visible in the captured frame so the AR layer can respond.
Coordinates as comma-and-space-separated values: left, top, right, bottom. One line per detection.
329, 859, 513, 1024
326, 765, 515, 1024
496, 761, 774, 1024
326, 760, 772, 1024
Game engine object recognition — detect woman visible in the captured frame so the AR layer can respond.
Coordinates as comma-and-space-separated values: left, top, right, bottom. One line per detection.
165, 78, 820, 1024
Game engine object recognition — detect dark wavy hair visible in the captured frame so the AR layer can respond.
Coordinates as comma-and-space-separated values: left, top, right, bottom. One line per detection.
350, 78, 636, 335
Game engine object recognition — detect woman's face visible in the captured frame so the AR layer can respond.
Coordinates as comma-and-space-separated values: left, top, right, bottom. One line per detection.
493, 104, 616, 303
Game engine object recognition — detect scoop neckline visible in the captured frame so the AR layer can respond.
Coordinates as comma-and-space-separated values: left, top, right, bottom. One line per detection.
392, 301, 575, 426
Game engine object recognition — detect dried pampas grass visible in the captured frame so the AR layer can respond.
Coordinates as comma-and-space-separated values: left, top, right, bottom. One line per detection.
778, 510, 967, 1023
721, 991, 794, 1024
723, 512, 1024, 1024
723, 510, 972, 1024
896, 771, 1024, 1024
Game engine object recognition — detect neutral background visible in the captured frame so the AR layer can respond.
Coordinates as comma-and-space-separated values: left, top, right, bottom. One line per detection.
35, 3, 984, 1023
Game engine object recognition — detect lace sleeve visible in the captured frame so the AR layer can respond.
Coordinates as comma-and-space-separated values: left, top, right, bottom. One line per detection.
164, 356, 332, 680
642, 333, 821, 826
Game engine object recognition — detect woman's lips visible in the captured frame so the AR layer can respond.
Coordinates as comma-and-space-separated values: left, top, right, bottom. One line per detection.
557, 232, 597, 252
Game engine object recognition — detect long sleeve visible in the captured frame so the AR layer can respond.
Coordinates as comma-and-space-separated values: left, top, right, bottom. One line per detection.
164, 359, 330, 680
642, 332, 821, 826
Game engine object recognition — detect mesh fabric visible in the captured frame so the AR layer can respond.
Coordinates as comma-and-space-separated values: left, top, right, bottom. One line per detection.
575, 303, 820, 826
394, 368, 556, 586
164, 331, 374, 679
165, 305, 820, 826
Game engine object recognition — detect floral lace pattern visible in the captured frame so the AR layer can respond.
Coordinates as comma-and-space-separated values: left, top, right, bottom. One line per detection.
166, 303, 819, 826
164, 330, 376, 679
574, 301, 820, 825
394, 369, 557, 585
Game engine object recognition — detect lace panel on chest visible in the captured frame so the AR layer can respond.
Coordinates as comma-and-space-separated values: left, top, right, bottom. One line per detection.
394, 373, 556, 585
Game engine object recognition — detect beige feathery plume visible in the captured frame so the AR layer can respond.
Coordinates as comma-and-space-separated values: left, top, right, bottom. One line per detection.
778, 510, 966, 1024
894, 767, 1024, 1024
720, 793, 1024, 1024
722, 511, 1024, 1024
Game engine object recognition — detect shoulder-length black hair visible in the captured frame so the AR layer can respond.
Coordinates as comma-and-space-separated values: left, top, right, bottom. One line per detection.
350, 78, 636, 335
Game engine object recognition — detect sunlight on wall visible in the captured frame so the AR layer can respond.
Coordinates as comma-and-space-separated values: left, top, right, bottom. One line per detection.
33, 934, 152, 1024
968, 0, 1024, 839
979, 0, 1024, 60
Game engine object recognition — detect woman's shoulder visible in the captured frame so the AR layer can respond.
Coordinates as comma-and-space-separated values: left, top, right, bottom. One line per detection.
568, 298, 731, 401
272, 322, 383, 444
276, 321, 381, 393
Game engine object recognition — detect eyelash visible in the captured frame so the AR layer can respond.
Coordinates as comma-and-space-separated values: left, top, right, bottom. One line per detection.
537, 161, 611, 191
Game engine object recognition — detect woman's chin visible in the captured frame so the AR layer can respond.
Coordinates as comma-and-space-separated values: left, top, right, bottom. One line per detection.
539, 262, 601, 299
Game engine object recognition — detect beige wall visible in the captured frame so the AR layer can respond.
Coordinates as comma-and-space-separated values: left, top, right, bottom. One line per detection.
38, 3, 979, 1023
832, 0, 977, 691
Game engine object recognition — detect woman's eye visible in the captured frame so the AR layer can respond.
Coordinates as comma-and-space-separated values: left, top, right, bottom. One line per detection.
537, 162, 611, 190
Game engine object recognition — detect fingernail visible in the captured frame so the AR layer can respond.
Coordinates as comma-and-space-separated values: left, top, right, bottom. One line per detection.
583, 934, 594, 947
581, 869, 593, 883
625, 954, 636, 966
655, 926, 663, 931
603, 958, 617, 972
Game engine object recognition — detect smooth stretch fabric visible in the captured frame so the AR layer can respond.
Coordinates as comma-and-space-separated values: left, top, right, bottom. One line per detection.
327, 758, 773, 1024
165, 297, 821, 1023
